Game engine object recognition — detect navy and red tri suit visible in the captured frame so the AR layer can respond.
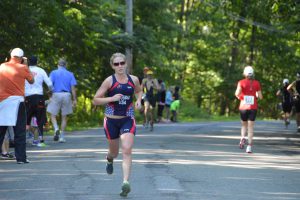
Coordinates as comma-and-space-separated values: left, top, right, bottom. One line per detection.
104, 74, 136, 139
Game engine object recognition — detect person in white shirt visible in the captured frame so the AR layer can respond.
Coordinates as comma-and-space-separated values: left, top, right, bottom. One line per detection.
25, 56, 52, 146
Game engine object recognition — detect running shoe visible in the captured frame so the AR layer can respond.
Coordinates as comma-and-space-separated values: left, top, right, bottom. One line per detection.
59, 137, 66, 143
26, 130, 34, 140
17, 159, 30, 164
246, 145, 252, 153
120, 181, 131, 197
150, 124, 154, 131
143, 122, 149, 129
106, 156, 113, 175
285, 120, 290, 128
1, 153, 15, 160
239, 138, 246, 149
32, 140, 39, 146
37, 142, 47, 147
53, 130, 60, 141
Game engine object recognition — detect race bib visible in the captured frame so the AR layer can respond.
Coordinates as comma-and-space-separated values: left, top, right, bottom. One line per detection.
119, 95, 130, 105
244, 95, 254, 105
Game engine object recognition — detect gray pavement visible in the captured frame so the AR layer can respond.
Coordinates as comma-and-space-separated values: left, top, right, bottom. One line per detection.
0, 120, 300, 200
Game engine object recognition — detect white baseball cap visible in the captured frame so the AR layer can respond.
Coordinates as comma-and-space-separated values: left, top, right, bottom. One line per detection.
243, 66, 254, 76
10, 48, 24, 57
283, 79, 289, 84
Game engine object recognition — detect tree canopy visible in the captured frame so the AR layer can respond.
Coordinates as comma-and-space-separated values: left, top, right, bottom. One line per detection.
0, 0, 299, 121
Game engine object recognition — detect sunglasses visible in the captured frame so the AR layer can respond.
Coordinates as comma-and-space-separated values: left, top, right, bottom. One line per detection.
113, 61, 126, 66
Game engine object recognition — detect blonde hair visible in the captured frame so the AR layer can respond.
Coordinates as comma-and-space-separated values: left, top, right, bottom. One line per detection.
110, 53, 126, 66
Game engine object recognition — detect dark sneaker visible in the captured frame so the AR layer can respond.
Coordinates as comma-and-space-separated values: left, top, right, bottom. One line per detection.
150, 124, 153, 131
17, 159, 30, 164
1, 153, 15, 160
285, 121, 290, 128
239, 138, 246, 149
120, 181, 131, 197
32, 140, 39, 146
106, 156, 113, 175
53, 130, 60, 141
143, 121, 149, 129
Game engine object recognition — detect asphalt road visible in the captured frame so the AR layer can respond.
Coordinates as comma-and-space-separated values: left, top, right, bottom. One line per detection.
0, 120, 300, 200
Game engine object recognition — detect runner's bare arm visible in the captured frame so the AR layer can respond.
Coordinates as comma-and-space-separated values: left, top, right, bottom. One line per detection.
276, 89, 281, 96
235, 84, 242, 99
131, 75, 143, 109
141, 78, 146, 92
257, 90, 263, 100
153, 79, 161, 90
72, 86, 77, 106
287, 81, 295, 92
92, 76, 123, 105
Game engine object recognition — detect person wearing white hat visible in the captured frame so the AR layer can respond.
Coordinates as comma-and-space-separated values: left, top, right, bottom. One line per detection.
276, 79, 293, 128
235, 66, 263, 153
287, 72, 300, 132
0, 48, 34, 164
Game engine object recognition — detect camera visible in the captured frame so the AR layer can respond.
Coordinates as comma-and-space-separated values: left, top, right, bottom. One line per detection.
21, 57, 28, 64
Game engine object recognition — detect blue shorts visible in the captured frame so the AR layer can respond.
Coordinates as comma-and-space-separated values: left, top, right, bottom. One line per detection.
104, 117, 136, 140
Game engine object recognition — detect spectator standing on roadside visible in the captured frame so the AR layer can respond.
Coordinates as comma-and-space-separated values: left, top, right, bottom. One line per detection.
156, 79, 166, 123
173, 86, 180, 100
164, 86, 173, 122
47, 58, 77, 143
170, 95, 180, 122
1, 127, 15, 159
0, 48, 34, 164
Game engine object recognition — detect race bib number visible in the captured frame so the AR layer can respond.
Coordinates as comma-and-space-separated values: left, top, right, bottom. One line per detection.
119, 95, 130, 105
244, 95, 254, 105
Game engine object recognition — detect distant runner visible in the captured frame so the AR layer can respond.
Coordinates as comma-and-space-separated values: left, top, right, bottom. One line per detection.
141, 70, 160, 131
276, 79, 293, 128
287, 72, 300, 132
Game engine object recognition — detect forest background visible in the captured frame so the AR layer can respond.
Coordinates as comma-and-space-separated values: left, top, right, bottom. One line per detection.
0, 0, 299, 129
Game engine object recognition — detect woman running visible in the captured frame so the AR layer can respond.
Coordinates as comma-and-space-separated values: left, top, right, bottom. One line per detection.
235, 66, 263, 153
93, 53, 142, 197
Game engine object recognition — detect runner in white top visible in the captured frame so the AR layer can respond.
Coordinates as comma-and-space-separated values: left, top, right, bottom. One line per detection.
25, 65, 52, 96
25, 56, 52, 147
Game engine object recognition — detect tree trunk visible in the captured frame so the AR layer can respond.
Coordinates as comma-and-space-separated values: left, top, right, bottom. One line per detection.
125, 0, 133, 73
249, 22, 257, 65
219, 0, 248, 116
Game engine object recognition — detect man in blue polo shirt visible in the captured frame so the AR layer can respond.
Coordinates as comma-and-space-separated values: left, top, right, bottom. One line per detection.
47, 58, 77, 142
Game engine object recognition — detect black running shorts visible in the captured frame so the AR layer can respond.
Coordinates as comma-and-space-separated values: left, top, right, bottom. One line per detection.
239, 109, 257, 121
